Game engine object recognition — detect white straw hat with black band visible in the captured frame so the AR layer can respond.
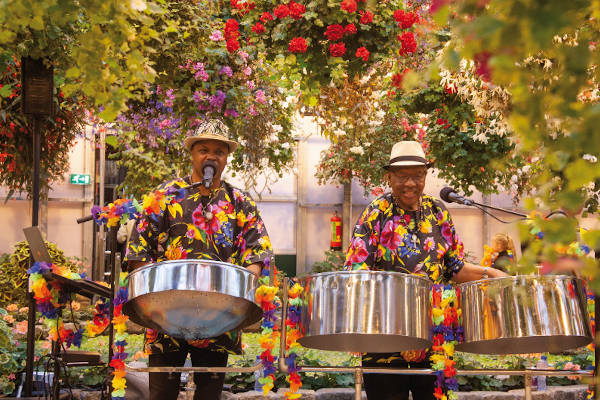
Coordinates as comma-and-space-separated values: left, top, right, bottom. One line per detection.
183, 119, 239, 153
383, 141, 432, 169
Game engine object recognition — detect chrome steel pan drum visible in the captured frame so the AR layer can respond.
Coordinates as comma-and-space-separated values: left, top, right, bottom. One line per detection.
298, 271, 432, 353
123, 260, 262, 339
456, 275, 592, 354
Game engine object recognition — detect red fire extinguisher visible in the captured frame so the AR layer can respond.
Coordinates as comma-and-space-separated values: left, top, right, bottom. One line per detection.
330, 211, 342, 251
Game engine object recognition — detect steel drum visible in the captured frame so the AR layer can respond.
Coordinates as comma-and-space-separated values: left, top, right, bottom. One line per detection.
456, 275, 592, 354
123, 260, 262, 339
298, 271, 432, 353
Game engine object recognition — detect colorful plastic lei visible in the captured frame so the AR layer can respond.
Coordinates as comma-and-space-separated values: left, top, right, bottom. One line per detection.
255, 261, 280, 395
586, 289, 595, 400
91, 185, 186, 227
430, 284, 462, 400
28, 261, 110, 347
285, 283, 303, 399
109, 271, 129, 400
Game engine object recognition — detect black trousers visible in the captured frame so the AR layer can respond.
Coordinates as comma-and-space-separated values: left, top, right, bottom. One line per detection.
362, 357, 436, 400
148, 345, 228, 400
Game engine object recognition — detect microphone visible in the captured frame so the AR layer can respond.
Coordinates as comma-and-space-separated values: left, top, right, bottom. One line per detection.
440, 187, 474, 206
202, 160, 217, 189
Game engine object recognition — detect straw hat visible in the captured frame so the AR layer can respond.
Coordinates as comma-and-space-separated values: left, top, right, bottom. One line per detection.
183, 119, 239, 153
383, 141, 432, 169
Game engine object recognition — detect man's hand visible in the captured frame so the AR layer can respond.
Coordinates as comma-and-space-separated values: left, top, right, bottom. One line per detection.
127, 260, 149, 272
453, 262, 508, 283
246, 263, 262, 278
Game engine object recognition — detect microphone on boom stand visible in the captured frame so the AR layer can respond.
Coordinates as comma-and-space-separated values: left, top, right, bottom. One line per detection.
439, 186, 528, 221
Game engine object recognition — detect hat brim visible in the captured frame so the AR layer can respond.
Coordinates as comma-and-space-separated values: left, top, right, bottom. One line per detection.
184, 136, 238, 153
384, 161, 433, 169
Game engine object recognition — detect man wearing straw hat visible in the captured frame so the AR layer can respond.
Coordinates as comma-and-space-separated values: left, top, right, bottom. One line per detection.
126, 119, 273, 400
344, 141, 507, 400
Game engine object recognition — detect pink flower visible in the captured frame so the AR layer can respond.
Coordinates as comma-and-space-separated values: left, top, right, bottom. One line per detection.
255, 90, 267, 104
381, 220, 402, 250
14, 320, 28, 335
348, 237, 369, 264
209, 30, 224, 41
6, 304, 18, 312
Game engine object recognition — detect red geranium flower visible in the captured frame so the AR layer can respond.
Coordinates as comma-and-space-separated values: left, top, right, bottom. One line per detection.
344, 23, 357, 35
226, 39, 240, 53
393, 9, 419, 29
356, 46, 369, 61
273, 4, 290, 18
329, 42, 346, 57
288, 0, 306, 19
260, 11, 273, 23
252, 22, 265, 34
288, 37, 308, 53
340, 0, 357, 13
398, 31, 417, 55
359, 10, 373, 24
391, 69, 408, 88
325, 24, 345, 41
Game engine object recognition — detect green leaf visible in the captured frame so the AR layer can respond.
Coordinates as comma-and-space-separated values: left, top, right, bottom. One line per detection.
0, 84, 12, 98
105, 135, 119, 149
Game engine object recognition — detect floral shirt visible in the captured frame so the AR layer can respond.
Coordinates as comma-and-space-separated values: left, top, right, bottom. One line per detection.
344, 193, 464, 283
344, 193, 465, 364
126, 176, 274, 354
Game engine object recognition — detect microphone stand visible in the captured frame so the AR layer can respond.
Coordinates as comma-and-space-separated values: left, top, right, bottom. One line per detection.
464, 200, 528, 218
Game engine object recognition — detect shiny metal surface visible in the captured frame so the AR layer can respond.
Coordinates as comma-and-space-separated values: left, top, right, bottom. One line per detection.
457, 275, 592, 354
298, 271, 432, 352
123, 260, 262, 339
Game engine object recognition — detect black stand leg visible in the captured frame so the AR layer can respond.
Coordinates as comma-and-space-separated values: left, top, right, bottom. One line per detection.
24, 116, 42, 397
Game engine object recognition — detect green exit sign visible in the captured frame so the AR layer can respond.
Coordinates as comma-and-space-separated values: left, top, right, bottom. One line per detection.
70, 173, 91, 185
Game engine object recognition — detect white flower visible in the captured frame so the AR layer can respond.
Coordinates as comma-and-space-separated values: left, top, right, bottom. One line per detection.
130, 0, 147, 11
349, 146, 365, 155
522, 165, 531, 173
273, 149, 280, 156
281, 142, 290, 149
334, 128, 345, 136
272, 124, 283, 133
583, 154, 598, 163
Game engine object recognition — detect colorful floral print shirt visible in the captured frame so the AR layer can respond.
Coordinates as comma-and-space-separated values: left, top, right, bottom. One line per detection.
126, 176, 274, 354
344, 193, 464, 282
344, 193, 465, 364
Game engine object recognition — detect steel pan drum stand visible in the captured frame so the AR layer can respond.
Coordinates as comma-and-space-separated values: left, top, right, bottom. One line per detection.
277, 278, 595, 400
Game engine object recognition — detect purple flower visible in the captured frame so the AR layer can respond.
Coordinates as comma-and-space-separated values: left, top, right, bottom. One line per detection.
224, 108, 239, 117
246, 80, 255, 90
209, 90, 226, 109
219, 66, 233, 77
193, 90, 205, 103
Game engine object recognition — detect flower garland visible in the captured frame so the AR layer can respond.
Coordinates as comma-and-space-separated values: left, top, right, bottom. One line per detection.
255, 263, 280, 395
27, 262, 110, 348
91, 198, 142, 228
430, 284, 462, 400
284, 283, 303, 399
109, 272, 129, 400
480, 245, 513, 269
586, 289, 595, 400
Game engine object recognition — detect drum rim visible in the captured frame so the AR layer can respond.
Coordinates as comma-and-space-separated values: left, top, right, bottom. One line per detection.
456, 274, 583, 288
128, 258, 252, 276
302, 270, 432, 283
